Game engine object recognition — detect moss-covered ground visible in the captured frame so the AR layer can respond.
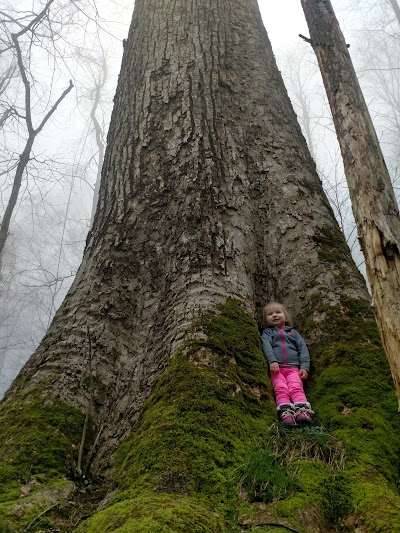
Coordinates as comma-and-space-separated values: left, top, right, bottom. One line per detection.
75, 297, 400, 532
1, 298, 400, 532
75, 299, 275, 532
0, 384, 92, 531
296, 295, 400, 531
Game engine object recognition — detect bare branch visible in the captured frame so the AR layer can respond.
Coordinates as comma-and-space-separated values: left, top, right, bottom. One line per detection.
14, 0, 55, 39
36, 80, 73, 135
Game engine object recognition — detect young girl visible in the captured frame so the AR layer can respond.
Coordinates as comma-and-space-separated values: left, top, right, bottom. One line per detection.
261, 302, 314, 427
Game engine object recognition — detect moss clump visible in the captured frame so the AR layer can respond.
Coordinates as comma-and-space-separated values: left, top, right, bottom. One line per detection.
313, 225, 353, 263
75, 490, 226, 532
0, 517, 11, 533
0, 385, 86, 530
297, 295, 400, 530
237, 448, 298, 503
302, 297, 399, 483
320, 472, 353, 523
76, 299, 275, 532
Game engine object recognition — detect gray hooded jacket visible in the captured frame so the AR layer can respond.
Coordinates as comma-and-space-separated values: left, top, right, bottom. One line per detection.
261, 326, 310, 372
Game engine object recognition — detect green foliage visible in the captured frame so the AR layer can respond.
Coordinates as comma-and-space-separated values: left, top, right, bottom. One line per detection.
237, 448, 297, 503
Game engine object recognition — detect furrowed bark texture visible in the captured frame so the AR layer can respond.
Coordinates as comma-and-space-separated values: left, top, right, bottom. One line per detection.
6, 0, 367, 474
301, 0, 400, 407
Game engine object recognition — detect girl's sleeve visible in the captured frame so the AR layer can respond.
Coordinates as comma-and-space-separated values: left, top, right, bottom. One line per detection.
296, 331, 310, 372
261, 330, 277, 365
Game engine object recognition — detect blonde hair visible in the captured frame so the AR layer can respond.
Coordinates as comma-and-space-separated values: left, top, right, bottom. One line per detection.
263, 301, 293, 327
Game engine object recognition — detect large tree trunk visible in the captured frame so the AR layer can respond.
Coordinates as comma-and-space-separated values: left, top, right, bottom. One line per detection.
301, 0, 400, 408
1, 0, 400, 531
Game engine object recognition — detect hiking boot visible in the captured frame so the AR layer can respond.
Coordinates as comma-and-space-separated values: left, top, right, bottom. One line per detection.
294, 402, 314, 425
277, 403, 297, 427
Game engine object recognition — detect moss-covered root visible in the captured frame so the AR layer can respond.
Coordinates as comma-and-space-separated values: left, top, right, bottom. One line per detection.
0, 386, 87, 532
239, 294, 400, 533
76, 299, 275, 532
289, 296, 400, 532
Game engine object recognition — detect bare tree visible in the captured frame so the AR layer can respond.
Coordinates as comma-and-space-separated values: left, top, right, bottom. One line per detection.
388, 0, 400, 25
278, 43, 358, 253
0, 0, 127, 395
279, 45, 321, 160
301, 0, 400, 406
0, 0, 73, 259
75, 48, 109, 226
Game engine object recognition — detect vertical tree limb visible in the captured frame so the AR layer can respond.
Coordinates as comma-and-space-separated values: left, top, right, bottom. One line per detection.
387, 0, 400, 27
301, 0, 400, 408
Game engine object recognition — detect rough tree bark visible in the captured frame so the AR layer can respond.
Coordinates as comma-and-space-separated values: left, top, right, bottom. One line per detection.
301, 0, 400, 408
7, 0, 353, 472
1, 0, 399, 531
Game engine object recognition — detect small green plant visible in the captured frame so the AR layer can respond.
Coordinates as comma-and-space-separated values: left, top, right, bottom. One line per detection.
320, 473, 353, 524
0, 518, 11, 533
264, 423, 345, 469
237, 448, 297, 503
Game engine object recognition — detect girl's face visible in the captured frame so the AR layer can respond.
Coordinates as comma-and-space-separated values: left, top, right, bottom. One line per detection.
265, 304, 286, 328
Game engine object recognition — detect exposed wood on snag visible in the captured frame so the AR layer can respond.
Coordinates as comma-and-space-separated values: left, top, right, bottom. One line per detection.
302, 0, 400, 407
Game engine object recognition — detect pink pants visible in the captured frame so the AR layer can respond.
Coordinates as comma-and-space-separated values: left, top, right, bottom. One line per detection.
270, 367, 308, 406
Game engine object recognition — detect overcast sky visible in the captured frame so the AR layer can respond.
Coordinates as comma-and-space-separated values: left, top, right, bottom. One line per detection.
104, 1, 312, 61
259, 1, 309, 52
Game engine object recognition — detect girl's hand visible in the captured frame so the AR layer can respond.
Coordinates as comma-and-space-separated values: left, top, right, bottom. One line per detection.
269, 362, 280, 374
299, 369, 308, 381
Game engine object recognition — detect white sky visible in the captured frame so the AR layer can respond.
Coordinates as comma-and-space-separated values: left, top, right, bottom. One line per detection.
258, 1, 309, 52
104, 1, 311, 60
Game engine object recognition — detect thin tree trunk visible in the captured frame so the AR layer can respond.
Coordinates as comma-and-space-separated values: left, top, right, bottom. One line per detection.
0, 19, 73, 258
0, 139, 33, 256
89, 57, 107, 227
301, 0, 400, 408
388, 0, 400, 26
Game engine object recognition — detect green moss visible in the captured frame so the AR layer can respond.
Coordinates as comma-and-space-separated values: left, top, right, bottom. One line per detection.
237, 448, 298, 503
0, 385, 86, 530
0, 479, 75, 532
0, 517, 11, 533
77, 299, 275, 532
75, 491, 226, 532
298, 295, 400, 530
77, 297, 400, 532
350, 475, 400, 531
1, 297, 400, 532
313, 225, 353, 263
320, 472, 353, 523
